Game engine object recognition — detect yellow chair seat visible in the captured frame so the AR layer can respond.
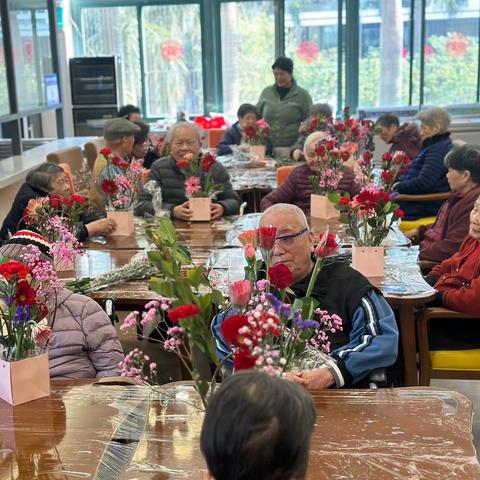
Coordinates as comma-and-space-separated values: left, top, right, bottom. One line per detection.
400, 217, 437, 232
430, 349, 480, 371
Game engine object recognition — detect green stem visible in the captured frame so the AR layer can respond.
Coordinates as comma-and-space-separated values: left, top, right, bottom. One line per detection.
306, 258, 323, 299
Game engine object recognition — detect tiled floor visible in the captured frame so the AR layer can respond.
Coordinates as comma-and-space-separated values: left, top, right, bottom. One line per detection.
432, 379, 480, 459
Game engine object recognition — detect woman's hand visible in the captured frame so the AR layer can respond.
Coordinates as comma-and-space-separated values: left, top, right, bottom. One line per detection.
172, 201, 191, 221
86, 218, 116, 237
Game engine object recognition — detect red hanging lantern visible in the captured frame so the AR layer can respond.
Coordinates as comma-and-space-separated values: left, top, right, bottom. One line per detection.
160, 40, 183, 62
296, 40, 320, 64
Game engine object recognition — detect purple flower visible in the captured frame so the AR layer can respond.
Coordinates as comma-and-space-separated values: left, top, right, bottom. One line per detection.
13, 305, 30, 326
296, 318, 320, 330
280, 304, 292, 318
389, 191, 399, 201
267, 293, 282, 314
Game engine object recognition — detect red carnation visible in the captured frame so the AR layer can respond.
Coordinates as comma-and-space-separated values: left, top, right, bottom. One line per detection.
0, 261, 30, 280
340, 148, 350, 162
382, 152, 393, 163
330, 148, 341, 159
310, 117, 318, 131
99, 148, 112, 156
62, 196, 73, 207
315, 232, 339, 258
168, 304, 200, 324
345, 118, 354, 128
71, 194, 86, 205
176, 160, 190, 169
338, 195, 350, 206
350, 126, 360, 137
257, 226, 277, 249
48, 194, 62, 209
221, 314, 250, 347
315, 143, 326, 157
233, 349, 256, 371
202, 153, 216, 172
335, 122, 346, 132
101, 179, 117, 196
15, 281, 36, 306
111, 156, 122, 166
325, 139, 336, 150
243, 125, 257, 140
381, 171, 394, 181
268, 264, 294, 290
363, 151, 373, 163
394, 208, 405, 219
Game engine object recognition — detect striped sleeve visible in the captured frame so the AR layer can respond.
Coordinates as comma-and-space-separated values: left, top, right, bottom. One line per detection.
329, 290, 399, 387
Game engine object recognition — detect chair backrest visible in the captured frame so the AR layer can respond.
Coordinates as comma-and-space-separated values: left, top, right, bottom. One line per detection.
276, 165, 295, 187
47, 146, 84, 174
84, 137, 106, 170
58, 163, 75, 194
207, 129, 225, 148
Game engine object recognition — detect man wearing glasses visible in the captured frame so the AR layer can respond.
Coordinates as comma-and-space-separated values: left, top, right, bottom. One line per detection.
214, 203, 399, 389
135, 123, 240, 221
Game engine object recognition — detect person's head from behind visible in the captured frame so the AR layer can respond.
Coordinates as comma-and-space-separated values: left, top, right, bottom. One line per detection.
310, 103, 333, 121
132, 121, 150, 159
272, 56, 294, 88
237, 103, 258, 129
200, 371, 316, 480
117, 104, 142, 123
375, 113, 400, 143
304, 131, 329, 172
260, 204, 315, 282
26, 163, 69, 196
167, 122, 202, 163
416, 107, 451, 141
103, 118, 140, 156
444, 143, 480, 194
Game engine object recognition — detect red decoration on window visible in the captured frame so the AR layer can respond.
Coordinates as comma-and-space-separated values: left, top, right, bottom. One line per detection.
446, 33, 470, 57
296, 40, 320, 64
160, 40, 183, 62
424, 44, 435, 57
23, 38, 33, 63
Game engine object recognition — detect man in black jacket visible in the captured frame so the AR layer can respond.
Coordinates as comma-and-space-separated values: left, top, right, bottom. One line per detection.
135, 123, 240, 221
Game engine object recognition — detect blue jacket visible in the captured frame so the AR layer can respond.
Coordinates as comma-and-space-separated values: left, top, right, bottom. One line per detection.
212, 289, 398, 387
396, 132, 452, 220
216, 122, 273, 157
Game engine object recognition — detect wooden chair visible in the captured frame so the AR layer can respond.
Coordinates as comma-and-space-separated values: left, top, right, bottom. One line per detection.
276, 166, 295, 187
84, 137, 106, 170
396, 192, 450, 232
47, 146, 84, 175
416, 307, 480, 385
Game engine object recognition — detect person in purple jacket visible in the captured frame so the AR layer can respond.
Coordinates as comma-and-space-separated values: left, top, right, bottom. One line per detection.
260, 131, 360, 214
0, 230, 124, 379
405, 144, 480, 264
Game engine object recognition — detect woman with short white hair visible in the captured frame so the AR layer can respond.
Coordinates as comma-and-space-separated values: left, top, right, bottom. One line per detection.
260, 131, 359, 213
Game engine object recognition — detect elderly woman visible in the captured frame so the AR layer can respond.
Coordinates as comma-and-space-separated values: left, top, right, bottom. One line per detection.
424, 195, 480, 349
290, 103, 333, 162
260, 131, 360, 214
394, 107, 453, 220
0, 163, 114, 245
405, 144, 480, 264
129, 121, 160, 169
0, 231, 124, 379
134, 122, 240, 221
256, 57, 312, 155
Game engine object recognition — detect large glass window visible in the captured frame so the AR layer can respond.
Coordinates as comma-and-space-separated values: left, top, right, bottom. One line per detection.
358, 0, 413, 108
8, 0, 54, 111
423, 0, 479, 105
142, 4, 203, 118
80, 7, 141, 107
0, 16, 9, 115
220, 1, 275, 116
285, 0, 341, 110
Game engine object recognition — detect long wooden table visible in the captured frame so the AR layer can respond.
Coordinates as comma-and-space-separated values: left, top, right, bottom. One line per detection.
0, 381, 478, 479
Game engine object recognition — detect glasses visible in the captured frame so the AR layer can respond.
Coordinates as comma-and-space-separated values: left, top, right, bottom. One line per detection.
172, 140, 197, 148
274, 228, 308, 246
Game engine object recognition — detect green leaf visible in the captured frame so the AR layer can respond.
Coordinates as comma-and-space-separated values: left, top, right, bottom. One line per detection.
211, 289, 225, 306
197, 380, 210, 400
176, 244, 192, 265
146, 250, 163, 266
155, 216, 177, 244
186, 266, 204, 288
328, 191, 341, 205
149, 277, 175, 297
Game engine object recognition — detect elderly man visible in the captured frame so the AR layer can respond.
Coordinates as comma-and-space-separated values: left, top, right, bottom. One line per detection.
214, 204, 399, 389
394, 107, 453, 220
89, 117, 140, 210
135, 122, 240, 220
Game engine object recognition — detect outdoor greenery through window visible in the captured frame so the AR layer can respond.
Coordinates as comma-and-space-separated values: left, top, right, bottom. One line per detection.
221, 1, 275, 117
0, 16, 9, 115
142, 4, 203, 119
285, 0, 343, 112
80, 7, 141, 107
8, 0, 54, 111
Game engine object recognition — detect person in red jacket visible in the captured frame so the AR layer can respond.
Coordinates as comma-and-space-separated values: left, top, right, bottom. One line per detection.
425, 195, 480, 349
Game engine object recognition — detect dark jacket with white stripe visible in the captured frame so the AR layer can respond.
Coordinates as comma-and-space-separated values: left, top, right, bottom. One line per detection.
212, 261, 399, 387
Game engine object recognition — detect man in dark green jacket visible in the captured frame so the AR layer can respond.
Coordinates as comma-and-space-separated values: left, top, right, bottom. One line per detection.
135, 123, 240, 220
256, 57, 312, 150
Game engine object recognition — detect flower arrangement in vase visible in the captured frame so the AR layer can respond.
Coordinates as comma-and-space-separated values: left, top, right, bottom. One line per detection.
176, 152, 223, 221
0, 249, 63, 405
308, 137, 346, 219
242, 119, 271, 162
118, 217, 225, 409
380, 151, 412, 193
335, 186, 404, 277
99, 148, 147, 235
